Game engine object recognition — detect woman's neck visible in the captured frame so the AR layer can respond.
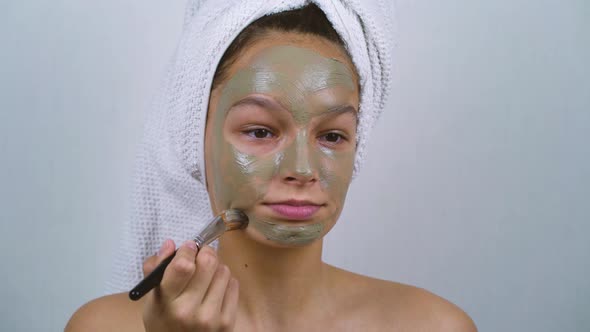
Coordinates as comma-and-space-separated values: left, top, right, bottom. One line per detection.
218, 232, 330, 327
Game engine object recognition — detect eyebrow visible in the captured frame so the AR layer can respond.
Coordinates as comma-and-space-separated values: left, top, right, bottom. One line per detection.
229, 95, 286, 113
229, 95, 358, 122
320, 105, 359, 123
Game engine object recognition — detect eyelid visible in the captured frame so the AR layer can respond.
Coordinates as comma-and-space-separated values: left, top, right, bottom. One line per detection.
315, 110, 357, 131
317, 132, 349, 148
241, 126, 277, 140
241, 124, 276, 133
317, 129, 350, 140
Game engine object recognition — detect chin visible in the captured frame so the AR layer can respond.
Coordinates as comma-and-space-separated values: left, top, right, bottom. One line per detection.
240, 208, 339, 248
244, 226, 325, 248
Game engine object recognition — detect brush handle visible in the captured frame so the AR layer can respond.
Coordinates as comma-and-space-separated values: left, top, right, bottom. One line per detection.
127, 210, 248, 301
128, 250, 179, 301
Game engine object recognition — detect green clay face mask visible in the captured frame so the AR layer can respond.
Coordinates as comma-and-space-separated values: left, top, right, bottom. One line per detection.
209, 45, 357, 246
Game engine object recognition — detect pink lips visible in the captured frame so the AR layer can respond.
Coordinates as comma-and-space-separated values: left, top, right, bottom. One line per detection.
265, 200, 322, 220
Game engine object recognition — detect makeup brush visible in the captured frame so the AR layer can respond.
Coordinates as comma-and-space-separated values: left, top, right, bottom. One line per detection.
129, 209, 249, 301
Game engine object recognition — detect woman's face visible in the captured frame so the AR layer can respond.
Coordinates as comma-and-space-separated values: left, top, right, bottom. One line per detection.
205, 32, 360, 247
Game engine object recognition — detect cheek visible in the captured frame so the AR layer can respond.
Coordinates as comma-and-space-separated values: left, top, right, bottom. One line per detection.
211, 141, 280, 211
319, 149, 355, 203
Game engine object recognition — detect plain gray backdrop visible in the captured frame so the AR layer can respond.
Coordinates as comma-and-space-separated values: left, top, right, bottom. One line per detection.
1, 1, 588, 331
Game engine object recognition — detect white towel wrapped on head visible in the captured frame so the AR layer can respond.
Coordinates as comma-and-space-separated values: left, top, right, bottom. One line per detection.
106, 0, 393, 294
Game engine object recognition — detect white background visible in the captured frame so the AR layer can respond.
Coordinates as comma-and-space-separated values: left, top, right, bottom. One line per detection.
1, 1, 588, 331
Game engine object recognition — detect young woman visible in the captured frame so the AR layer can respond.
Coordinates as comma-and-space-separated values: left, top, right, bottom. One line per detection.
67, 2, 477, 331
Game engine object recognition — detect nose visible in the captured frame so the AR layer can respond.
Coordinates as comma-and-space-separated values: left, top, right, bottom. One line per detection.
278, 131, 319, 185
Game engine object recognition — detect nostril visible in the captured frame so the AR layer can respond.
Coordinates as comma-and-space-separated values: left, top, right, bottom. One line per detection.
284, 175, 317, 184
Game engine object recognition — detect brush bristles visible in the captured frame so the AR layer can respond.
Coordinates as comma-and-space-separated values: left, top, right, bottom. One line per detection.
222, 209, 249, 229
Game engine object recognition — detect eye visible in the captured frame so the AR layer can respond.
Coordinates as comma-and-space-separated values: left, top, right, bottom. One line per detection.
324, 133, 342, 142
244, 128, 275, 139
318, 132, 347, 145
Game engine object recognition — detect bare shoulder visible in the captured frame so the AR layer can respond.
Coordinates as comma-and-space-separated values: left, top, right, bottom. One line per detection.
327, 265, 478, 332
390, 283, 478, 332
65, 292, 144, 332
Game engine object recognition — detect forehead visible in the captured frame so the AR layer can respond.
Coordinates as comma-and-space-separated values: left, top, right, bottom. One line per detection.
228, 45, 356, 94
208, 33, 361, 127
218, 46, 357, 123
222, 32, 359, 87
249, 45, 352, 80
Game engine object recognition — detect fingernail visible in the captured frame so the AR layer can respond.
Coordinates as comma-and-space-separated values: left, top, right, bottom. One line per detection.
158, 239, 171, 257
182, 240, 198, 251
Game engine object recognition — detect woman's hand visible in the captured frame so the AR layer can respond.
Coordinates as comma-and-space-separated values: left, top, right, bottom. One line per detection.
141, 239, 239, 332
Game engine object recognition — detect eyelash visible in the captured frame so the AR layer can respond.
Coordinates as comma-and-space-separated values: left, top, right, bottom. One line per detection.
243, 127, 275, 140
241, 127, 348, 146
318, 132, 347, 145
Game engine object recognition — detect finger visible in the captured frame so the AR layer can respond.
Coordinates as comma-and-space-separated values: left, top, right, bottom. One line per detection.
159, 240, 199, 301
143, 239, 175, 276
219, 277, 239, 331
201, 263, 232, 313
178, 245, 219, 305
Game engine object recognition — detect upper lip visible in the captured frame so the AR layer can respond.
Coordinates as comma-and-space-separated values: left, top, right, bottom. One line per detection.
264, 199, 324, 206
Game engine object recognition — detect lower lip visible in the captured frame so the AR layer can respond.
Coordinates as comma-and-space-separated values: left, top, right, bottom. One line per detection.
265, 204, 321, 220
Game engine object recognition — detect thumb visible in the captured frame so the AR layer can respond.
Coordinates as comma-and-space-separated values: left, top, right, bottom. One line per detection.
142, 239, 175, 276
